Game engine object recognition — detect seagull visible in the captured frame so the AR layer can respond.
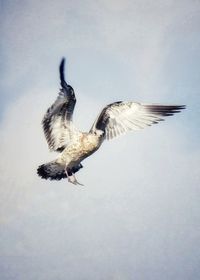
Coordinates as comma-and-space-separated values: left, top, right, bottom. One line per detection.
37, 58, 185, 185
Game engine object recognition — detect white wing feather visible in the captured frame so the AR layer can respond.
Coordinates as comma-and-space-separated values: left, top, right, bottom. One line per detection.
42, 91, 80, 151
91, 102, 185, 140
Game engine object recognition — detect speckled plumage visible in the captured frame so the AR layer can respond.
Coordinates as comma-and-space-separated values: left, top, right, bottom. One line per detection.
37, 58, 185, 185
57, 132, 103, 168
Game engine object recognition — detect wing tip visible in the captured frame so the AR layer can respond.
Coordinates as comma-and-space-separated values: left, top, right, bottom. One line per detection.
59, 57, 67, 89
145, 104, 186, 116
60, 57, 65, 68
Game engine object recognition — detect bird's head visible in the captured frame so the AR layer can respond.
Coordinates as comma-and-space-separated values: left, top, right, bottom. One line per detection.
93, 129, 104, 138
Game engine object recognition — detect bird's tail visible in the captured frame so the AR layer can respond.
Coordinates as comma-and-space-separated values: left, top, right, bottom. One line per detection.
37, 160, 83, 181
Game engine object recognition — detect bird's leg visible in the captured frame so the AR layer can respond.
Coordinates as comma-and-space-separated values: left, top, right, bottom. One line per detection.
65, 167, 84, 186
65, 167, 76, 185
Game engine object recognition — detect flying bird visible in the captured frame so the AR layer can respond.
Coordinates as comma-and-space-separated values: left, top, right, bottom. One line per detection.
37, 58, 185, 185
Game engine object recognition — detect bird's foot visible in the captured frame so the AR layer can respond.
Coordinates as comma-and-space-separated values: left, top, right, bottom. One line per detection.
65, 167, 84, 186
68, 174, 84, 186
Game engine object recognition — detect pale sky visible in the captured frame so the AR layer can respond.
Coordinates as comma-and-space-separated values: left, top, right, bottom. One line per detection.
0, 1, 200, 279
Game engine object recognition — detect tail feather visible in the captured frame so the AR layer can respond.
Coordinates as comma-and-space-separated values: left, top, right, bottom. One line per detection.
37, 161, 83, 181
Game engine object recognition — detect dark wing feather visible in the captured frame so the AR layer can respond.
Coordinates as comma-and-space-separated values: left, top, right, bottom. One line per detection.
42, 58, 79, 152
90, 101, 185, 140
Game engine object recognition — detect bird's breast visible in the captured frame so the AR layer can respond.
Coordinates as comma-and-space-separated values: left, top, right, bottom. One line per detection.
59, 133, 102, 165
80, 133, 101, 155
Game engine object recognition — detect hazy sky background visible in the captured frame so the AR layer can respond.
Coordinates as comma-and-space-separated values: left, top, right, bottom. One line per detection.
1, 1, 200, 279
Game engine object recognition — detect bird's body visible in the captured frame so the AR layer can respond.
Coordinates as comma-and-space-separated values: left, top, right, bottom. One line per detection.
37, 58, 185, 185
57, 132, 103, 168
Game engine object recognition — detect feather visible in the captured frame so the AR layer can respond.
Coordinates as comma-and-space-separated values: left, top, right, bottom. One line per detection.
42, 59, 80, 152
90, 102, 186, 140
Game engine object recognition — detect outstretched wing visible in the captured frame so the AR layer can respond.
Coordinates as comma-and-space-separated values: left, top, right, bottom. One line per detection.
90, 101, 185, 140
42, 58, 79, 152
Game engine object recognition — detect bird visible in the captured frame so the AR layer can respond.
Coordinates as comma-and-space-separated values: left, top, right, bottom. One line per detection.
37, 58, 185, 186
